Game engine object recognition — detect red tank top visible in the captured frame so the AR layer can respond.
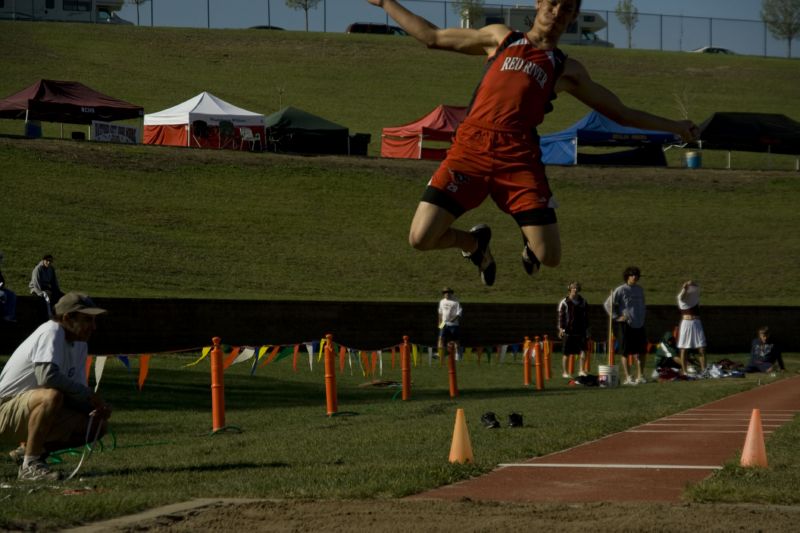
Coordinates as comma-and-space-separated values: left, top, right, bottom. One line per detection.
466, 31, 566, 133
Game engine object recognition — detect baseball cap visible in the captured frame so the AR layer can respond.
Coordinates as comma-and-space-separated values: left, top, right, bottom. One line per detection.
54, 292, 107, 316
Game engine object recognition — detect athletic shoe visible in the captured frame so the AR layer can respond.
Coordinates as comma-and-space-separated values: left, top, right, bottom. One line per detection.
508, 413, 523, 427
521, 243, 541, 275
562, 372, 570, 379
578, 371, 588, 377
636, 377, 647, 385
623, 376, 637, 386
462, 224, 495, 286
8, 445, 24, 466
480, 411, 501, 429
18, 461, 60, 482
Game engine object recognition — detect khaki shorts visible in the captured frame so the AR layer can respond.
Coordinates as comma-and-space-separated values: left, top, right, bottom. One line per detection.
0, 390, 36, 442
0, 389, 89, 444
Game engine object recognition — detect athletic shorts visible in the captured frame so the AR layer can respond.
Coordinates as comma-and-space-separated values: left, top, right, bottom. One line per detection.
562, 334, 587, 356
618, 324, 647, 356
439, 325, 460, 344
422, 121, 558, 227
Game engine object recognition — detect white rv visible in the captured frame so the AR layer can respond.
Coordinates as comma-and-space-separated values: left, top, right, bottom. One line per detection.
463, 5, 614, 47
0, 0, 129, 24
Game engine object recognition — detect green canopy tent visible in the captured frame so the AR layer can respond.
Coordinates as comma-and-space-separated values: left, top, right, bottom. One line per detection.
264, 106, 352, 155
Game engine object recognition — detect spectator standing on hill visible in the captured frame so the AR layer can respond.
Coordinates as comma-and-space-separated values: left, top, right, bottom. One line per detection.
0, 292, 112, 481
557, 281, 589, 378
677, 280, 707, 374
438, 287, 463, 356
0, 251, 17, 323
605, 266, 646, 385
365, 0, 698, 287
745, 326, 785, 374
29, 254, 64, 320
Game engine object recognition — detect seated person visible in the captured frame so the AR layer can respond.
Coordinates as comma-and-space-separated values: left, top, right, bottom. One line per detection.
745, 326, 785, 373
655, 332, 682, 371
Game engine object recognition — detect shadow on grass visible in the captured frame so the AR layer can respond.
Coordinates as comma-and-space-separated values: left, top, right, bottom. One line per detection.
99, 460, 291, 477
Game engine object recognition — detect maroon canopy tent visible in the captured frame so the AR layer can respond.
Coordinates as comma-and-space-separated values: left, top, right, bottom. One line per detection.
381, 105, 467, 160
0, 79, 143, 125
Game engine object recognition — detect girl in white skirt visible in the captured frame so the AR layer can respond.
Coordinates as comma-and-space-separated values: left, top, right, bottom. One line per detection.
677, 280, 707, 374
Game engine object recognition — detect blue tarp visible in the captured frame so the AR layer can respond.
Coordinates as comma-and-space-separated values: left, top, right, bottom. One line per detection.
541, 111, 680, 165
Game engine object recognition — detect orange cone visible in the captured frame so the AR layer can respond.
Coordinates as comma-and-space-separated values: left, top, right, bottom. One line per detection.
740, 408, 768, 468
448, 408, 474, 464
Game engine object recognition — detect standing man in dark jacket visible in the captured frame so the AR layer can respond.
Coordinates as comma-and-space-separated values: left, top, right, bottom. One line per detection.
557, 281, 589, 378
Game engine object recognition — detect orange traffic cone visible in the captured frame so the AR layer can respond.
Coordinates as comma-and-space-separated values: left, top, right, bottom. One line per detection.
448, 408, 474, 464
740, 408, 768, 468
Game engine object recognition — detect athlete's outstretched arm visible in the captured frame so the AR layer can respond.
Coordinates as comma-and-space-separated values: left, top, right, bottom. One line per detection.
557, 58, 700, 142
366, 0, 505, 55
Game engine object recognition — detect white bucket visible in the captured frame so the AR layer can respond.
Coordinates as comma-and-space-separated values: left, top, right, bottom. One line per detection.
598, 365, 619, 388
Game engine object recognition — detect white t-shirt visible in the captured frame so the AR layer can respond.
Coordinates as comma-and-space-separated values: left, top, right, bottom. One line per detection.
0, 320, 89, 399
438, 297, 462, 326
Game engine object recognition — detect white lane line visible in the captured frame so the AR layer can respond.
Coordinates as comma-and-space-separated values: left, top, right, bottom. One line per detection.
498, 463, 722, 470
628, 429, 774, 434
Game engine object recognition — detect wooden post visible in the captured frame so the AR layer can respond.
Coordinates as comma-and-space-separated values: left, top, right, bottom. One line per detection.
523, 336, 532, 386
401, 335, 411, 400
534, 335, 544, 390
543, 334, 552, 380
324, 334, 338, 416
447, 341, 459, 398
210, 337, 226, 432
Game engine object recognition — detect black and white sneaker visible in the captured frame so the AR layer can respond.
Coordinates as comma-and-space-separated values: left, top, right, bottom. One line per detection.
462, 224, 496, 286
521, 242, 541, 275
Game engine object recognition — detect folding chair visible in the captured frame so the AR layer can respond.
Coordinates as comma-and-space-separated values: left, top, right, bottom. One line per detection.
239, 127, 262, 152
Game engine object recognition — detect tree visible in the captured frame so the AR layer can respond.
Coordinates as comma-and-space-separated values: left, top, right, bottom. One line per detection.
452, 0, 485, 29
761, 0, 800, 58
285, 0, 321, 32
615, 0, 639, 49
127, 0, 150, 26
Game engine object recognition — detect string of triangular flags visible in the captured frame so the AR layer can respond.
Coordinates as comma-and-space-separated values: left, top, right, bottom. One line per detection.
86, 338, 616, 392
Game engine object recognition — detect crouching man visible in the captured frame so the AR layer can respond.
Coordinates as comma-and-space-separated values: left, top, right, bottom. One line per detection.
0, 292, 111, 481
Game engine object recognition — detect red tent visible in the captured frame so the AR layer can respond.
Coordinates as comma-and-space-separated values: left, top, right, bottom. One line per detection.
0, 79, 143, 124
381, 105, 466, 160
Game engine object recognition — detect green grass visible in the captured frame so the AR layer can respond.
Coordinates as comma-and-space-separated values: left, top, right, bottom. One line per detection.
1, 137, 799, 306
0, 352, 797, 529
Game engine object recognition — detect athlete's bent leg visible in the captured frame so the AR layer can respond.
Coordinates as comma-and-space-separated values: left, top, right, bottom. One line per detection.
521, 223, 561, 268
409, 201, 477, 253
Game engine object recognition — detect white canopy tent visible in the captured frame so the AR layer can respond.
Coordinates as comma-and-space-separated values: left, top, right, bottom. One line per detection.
143, 91, 266, 148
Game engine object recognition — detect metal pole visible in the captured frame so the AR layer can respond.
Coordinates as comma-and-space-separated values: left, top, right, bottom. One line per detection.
709, 17, 712, 46
150, 0, 154, 27
323, 0, 326, 32
659, 14, 662, 51
267, 0, 270, 26
207, 0, 210, 29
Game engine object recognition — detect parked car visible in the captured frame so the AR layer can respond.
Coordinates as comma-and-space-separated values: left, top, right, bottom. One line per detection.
346, 22, 408, 36
691, 46, 735, 55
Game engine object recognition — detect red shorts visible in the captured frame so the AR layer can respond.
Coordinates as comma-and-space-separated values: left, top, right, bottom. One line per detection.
426, 121, 554, 220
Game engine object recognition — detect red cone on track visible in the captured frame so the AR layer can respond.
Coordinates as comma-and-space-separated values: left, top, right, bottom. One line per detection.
740, 408, 768, 468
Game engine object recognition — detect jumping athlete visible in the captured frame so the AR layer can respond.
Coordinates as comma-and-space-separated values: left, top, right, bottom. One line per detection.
366, 0, 699, 286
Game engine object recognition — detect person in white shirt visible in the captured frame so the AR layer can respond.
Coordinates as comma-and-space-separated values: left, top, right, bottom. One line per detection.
0, 292, 112, 482
437, 287, 463, 356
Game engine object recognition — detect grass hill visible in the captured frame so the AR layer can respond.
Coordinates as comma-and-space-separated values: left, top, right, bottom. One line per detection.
1, 22, 799, 306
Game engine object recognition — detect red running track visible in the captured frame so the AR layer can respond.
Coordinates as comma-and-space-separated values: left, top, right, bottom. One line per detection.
412, 375, 800, 503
